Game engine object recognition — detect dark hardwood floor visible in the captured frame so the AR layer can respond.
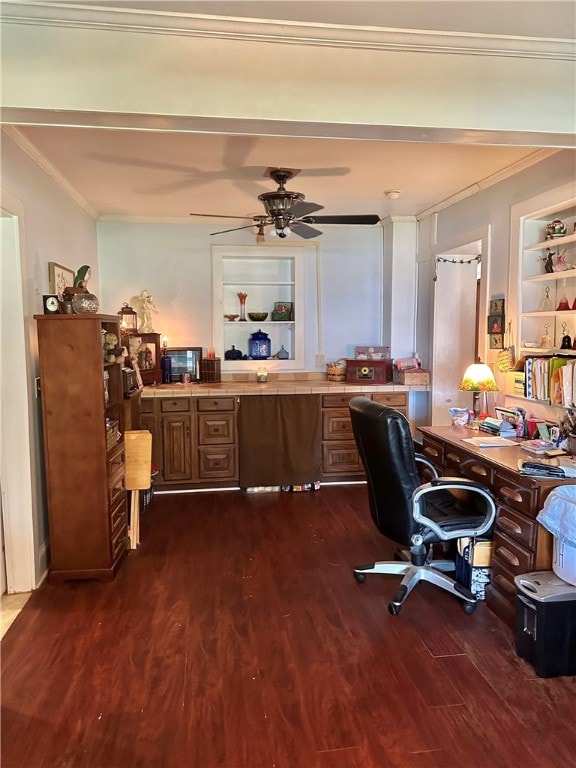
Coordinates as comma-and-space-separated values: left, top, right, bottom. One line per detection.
2, 484, 575, 768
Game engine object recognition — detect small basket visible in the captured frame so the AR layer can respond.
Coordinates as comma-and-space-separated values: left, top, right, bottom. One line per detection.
326, 359, 346, 382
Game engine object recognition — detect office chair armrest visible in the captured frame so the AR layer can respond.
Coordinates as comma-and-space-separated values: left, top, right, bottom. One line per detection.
414, 454, 438, 479
411, 478, 497, 541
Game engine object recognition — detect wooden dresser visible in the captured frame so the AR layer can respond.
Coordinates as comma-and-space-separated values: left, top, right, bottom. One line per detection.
419, 425, 574, 628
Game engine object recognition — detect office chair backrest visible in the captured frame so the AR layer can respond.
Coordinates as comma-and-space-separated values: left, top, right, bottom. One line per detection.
349, 396, 422, 547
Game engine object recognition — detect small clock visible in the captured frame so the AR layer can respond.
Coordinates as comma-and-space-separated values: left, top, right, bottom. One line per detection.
43, 294, 60, 314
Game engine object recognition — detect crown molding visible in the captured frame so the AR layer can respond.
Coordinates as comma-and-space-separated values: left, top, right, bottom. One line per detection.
2, 2, 574, 61
2, 125, 98, 217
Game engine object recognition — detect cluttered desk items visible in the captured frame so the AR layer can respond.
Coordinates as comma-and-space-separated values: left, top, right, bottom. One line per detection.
519, 456, 576, 479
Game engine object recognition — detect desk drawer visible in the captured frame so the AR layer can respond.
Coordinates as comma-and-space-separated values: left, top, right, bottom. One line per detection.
372, 393, 407, 409
492, 530, 534, 575
160, 398, 192, 413
323, 393, 369, 408
451, 453, 494, 488
197, 397, 235, 412
323, 409, 354, 440
494, 474, 537, 516
140, 398, 155, 414
495, 504, 536, 549
421, 437, 444, 467
198, 412, 235, 444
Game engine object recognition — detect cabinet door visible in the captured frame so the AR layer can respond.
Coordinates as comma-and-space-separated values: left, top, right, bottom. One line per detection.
198, 412, 235, 444
198, 446, 236, 479
322, 442, 363, 474
162, 415, 192, 481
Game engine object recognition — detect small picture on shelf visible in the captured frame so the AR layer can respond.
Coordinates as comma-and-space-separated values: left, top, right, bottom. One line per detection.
271, 301, 293, 321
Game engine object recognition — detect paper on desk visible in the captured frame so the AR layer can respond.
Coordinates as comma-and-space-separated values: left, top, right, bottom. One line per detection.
461, 436, 518, 447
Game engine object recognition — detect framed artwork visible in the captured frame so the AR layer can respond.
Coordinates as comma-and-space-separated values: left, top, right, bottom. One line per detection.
271, 301, 293, 321
166, 347, 202, 381
487, 315, 503, 334
489, 333, 504, 350
48, 262, 75, 300
489, 298, 505, 315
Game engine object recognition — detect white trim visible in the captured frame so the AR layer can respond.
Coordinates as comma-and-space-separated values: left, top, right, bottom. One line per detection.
2, 2, 574, 61
1, 127, 98, 219
0, 191, 37, 593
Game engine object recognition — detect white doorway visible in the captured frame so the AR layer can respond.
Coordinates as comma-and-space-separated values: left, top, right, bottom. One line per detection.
431, 227, 491, 425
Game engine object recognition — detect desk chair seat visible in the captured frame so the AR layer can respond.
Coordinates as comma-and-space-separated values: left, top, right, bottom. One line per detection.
349, 397, 496, 615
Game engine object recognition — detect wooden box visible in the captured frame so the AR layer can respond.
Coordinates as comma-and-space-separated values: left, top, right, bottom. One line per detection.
393, 368, 430, 385
345, 358, 393, 384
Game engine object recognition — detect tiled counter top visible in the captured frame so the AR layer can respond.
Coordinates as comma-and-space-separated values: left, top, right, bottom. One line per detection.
140, 381, 430, 397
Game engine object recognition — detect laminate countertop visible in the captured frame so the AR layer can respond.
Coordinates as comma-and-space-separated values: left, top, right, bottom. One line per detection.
140, 381, 430, 398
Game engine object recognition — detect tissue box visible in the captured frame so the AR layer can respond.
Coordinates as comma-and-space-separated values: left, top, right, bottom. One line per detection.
455, 538, 493, 600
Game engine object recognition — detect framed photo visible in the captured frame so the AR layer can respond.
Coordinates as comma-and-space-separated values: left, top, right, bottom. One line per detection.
489, 298, 505, 315
49, 262, 75, 300
489, 333, 504, 350
271, 301, 293, 321
487, 315, 503, 334
166, 347, 202, 381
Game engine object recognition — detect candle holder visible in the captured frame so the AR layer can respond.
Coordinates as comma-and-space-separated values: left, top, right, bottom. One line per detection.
237, 292, 248, 321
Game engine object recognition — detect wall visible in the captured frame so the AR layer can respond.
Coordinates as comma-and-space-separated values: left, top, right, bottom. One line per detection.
97, 220, 384, 367
417, 149, 576, 420
1, 130, 99, 587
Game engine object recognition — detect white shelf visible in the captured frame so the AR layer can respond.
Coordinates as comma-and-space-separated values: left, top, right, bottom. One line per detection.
522, 310, 576, 317
522, 267, 576, 283
524, 232, 576, 251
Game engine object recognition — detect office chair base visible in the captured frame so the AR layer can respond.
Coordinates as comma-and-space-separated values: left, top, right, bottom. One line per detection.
354, 561, 477, 614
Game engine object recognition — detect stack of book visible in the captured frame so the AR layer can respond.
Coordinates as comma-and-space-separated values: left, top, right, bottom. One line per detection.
520, 439, 556, 455
480, 417, 517, 437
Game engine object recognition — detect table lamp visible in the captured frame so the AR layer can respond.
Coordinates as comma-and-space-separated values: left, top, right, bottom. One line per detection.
459, 360, 498, 420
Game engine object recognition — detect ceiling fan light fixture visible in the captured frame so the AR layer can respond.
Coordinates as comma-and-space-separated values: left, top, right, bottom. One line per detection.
384, 190, 401, 200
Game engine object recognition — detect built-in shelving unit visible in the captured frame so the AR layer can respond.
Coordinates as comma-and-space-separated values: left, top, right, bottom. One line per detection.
212, 244, 305, 371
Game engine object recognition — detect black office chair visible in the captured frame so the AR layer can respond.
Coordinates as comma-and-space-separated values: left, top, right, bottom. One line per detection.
349, 397, 496, 615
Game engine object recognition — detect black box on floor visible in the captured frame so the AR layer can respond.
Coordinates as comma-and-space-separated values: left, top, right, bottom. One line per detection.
514, 571, 576, 678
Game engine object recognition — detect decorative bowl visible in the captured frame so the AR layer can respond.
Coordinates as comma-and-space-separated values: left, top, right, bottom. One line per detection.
248, 312, 268, 321
224, 314, 239, 322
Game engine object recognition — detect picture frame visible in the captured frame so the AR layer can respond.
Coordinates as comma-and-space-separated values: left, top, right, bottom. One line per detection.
271, 301, 293, 321
489, 298, 505, 316
48, 262, 75, 300
487, 315, 504, 334
166, 346, 202, 382
489, 333, 504, 350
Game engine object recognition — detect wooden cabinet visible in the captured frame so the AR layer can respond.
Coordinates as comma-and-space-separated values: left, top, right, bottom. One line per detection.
35, 314, 129, 583
160, 398, 193, 482
197, 397, 237, 480
321, 392, 409, 479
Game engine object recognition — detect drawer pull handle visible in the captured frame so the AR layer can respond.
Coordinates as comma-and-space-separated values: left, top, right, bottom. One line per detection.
470, 464, 488, 477
494, 574, 516, 594
499, 517, 522, 536
424, 447, 439, 459
446, 452, 461, 464
496, 546, 520, 568
500, 486, 523, 504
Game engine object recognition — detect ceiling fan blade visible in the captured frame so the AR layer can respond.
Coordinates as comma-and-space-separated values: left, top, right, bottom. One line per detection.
291, 221, 323, 239
290, 201, 324, 218
307, 215, 381, 225
190, 213, 252, 221
210, 224, 259, 235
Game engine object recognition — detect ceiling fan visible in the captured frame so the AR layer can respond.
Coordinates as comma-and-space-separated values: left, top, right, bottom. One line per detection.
190, 167, 381, 240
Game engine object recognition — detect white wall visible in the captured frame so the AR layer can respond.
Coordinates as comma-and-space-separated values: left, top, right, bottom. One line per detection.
97, 220, 384, 367
1, 130, 99, 587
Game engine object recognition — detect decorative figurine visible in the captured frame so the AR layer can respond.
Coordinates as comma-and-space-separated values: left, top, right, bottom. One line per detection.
560, 323, 572, 350
545, 219, 567, 240
541, 249, 555, 273
540, 324, 553, 349
540, 286, 553, 311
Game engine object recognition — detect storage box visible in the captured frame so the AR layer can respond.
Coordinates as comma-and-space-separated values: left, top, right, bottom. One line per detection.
200, 357, 221, 383
393, 368, 430, 385
345, 358, 393, 384
455, 537, 492, 600
553, 537, 576, 586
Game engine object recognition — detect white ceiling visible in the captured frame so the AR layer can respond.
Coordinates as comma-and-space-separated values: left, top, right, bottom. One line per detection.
4, 1, 575, 223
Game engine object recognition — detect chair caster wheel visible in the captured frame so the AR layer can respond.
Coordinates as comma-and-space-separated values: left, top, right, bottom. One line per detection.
354, 572, 366, 583
388, 602, 401, 615
463, 602, 477, 614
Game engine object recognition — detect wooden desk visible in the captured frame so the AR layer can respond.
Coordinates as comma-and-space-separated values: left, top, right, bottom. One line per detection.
418, 425, 575, 629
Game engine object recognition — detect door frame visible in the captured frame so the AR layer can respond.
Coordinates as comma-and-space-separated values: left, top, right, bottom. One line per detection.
431, 225, 491, 425
1, 190, 37, 593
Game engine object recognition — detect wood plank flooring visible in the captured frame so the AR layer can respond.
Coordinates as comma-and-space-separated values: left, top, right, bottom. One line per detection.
2, 484, 575, 768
